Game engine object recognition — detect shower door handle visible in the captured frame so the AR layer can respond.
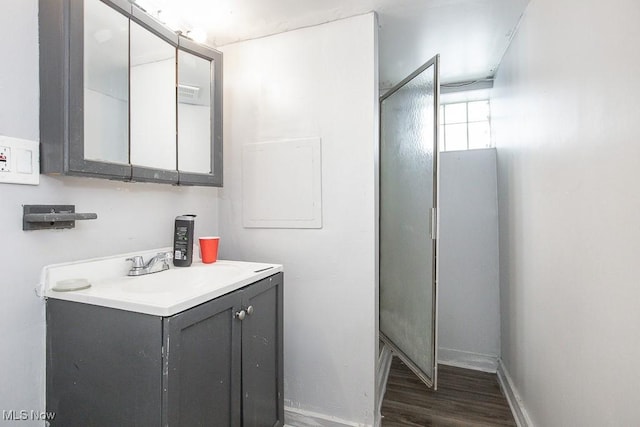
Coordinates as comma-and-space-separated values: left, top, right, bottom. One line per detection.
429, 208, 437, 240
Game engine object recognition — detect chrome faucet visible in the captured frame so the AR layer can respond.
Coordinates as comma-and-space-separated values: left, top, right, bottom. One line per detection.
126, 252, 173, 276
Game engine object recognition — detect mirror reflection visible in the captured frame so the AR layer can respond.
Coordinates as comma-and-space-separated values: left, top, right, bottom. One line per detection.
83, 0, 129, 164
178, 51, 212, 174
130, 21, 177, 171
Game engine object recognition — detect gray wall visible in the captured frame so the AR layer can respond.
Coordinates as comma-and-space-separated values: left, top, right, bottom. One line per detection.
0, 2, 219, 424
492, 0, 640, 424
438, 148, 500, 372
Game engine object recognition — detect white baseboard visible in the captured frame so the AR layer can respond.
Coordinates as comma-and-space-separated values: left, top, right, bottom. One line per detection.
374, 344, 393, 427
285, 407, 368, 427
496, 359, 534, 427
437, 347, 498, 373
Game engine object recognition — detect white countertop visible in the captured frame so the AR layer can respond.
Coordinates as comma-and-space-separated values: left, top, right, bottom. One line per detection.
40, 248, 283, 316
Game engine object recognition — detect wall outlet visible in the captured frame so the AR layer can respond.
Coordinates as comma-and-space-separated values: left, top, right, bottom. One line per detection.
0, 136, 39, 185
0, 146, 10, 172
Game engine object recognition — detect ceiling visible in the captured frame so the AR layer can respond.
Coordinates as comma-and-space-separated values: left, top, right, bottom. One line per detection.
133, 0, 530, 88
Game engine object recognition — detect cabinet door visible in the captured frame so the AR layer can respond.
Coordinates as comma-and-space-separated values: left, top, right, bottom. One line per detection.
164, 291, 243, 426
129, 8, 179, 184
241, 274, 284, 427
176, 38, 223, 187
40, 0, 133, 179
46, 299, 162, 427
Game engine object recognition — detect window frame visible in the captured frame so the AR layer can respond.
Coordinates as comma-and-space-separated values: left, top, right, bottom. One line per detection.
439, 100, 492, 152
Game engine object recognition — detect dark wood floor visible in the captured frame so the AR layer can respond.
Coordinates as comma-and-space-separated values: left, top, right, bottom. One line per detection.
381, 358, 516, 427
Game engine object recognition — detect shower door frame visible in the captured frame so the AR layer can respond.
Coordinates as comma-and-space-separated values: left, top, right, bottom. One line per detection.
379, 54, 440, 389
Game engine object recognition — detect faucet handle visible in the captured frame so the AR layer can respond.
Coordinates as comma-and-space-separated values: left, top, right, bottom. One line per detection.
157, 251, 173, 268
158, 252, 173, 263
126, 256, 145, 268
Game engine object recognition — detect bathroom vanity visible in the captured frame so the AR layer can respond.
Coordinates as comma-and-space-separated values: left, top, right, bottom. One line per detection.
42, 252, 283, 426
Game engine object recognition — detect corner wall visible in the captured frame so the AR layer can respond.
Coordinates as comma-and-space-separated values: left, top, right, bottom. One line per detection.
438, 149, 500, 372
0, 2, 219, 424
492, 0, 640, 424
220, 14, 378, 426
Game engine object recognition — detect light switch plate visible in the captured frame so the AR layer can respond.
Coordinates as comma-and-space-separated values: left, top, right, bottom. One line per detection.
0, 135, 39, 185
0, 146, 10, 172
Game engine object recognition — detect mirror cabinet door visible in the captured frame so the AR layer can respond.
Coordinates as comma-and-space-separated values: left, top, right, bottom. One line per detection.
83, 0, 129, 165
178, 51, 213, 175
176, 40, 222, 186
130, 20, 178, 174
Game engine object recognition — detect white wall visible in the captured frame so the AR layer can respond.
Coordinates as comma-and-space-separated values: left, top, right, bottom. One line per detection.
438, 148, 500, 372
0, 2, 219, 424
220, 14, 378, 426
492, 0, 640, 424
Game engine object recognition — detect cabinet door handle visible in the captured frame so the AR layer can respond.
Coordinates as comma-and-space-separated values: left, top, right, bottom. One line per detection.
246, 305, 254, 316
235, 310, 246, 321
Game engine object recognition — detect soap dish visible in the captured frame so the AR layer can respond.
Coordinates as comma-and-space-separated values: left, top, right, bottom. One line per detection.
52, 278, 92, 292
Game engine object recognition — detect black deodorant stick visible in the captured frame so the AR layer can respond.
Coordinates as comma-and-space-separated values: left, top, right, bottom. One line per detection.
173, 214, 196, 267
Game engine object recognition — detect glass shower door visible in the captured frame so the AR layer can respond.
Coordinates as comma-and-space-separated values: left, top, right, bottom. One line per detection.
379, 55, 439, 388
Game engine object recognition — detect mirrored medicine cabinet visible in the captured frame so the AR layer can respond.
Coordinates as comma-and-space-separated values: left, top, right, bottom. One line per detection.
39, 0, 223, 186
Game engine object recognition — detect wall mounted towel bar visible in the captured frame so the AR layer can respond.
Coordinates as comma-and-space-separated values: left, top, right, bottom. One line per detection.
23, 205, 97, 230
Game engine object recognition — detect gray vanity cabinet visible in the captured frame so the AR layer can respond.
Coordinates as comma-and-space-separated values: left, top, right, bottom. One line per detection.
46, 273, 283, 426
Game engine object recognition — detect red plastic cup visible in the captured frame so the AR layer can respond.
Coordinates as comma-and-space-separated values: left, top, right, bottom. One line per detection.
199, 237, 220, 264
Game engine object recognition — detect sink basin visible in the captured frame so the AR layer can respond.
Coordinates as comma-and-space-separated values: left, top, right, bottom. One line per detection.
40, 249, 283, 316
122, 264, 245, 294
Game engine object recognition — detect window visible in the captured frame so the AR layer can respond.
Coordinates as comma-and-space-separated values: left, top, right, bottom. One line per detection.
439, 100, 491, 151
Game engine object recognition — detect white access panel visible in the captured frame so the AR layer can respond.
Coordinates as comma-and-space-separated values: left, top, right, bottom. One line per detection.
0, 135, 39, 185
242, 138, 322, 229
